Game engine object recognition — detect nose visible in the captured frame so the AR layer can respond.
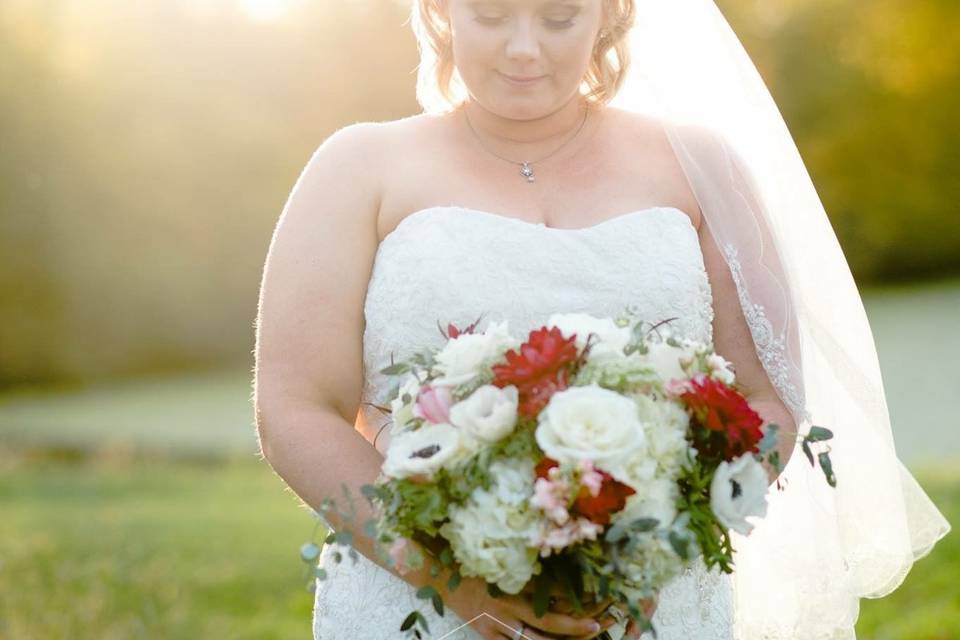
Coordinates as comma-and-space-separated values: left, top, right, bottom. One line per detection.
505, 18, 540, 62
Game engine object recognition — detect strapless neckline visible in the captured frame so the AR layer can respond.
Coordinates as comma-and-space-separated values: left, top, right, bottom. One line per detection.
379, 205, 694, 248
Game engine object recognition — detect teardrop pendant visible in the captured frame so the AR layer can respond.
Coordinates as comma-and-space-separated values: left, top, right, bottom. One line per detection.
520, 162, 535, 183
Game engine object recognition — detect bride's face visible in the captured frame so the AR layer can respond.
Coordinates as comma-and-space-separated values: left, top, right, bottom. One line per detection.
446, 0, 604, 118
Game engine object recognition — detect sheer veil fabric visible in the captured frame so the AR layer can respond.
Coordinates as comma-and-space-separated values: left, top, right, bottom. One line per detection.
608, 0, 951, 637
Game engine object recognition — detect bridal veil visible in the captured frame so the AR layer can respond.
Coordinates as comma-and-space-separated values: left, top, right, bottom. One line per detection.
606, 1, 951, 637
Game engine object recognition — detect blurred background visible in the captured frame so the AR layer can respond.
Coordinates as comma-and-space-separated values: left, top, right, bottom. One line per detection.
0, 0, 956, 637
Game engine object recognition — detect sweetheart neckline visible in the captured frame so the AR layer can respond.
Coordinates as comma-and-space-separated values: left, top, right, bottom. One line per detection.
377, 205, 695, 248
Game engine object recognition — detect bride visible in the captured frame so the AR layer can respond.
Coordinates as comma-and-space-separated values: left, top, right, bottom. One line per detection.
253, 1, 951, 639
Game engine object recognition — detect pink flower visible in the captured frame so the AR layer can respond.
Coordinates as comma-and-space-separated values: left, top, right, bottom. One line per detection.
388, 537, 412, 575
531, 477, 571, 525
577, 459, 604, 497
413, 385, 453, 424
532, 517, 604, 557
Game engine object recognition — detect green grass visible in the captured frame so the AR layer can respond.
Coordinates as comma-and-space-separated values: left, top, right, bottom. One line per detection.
0, 451, 318, 639
856, 463, 960, 640
0, 449, 954, 639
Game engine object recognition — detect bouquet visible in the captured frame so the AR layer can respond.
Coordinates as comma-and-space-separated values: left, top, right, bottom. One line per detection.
304, 308, 836, 638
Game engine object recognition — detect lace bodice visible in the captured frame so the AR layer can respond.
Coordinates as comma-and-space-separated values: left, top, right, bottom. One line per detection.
313, 205, 734, 639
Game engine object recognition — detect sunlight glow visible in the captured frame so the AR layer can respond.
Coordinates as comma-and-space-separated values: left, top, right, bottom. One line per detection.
238, 0, 301, 22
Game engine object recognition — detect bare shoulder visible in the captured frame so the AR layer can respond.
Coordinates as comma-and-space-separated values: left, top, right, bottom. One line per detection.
600, 107, 704, 231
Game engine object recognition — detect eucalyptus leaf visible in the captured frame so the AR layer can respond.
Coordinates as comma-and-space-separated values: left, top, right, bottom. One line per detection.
668, 531, 690, 560
416, 585, 438, 600
416, 610, 431, 634
818, 451, 837, 487
314, 567, 328, 580
447, 571, 461, 592
300, 542, 321, 563
400, 611, 418, 632
381, 362, 410, 375
757, 424, 779, 454
807, 425, 835, 442
801, 439, 815, 467
431, 593, 444, 616
632, 517, 659, 533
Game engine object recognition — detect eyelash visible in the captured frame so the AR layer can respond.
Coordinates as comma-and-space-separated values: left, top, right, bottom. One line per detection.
473, 16, 576, 30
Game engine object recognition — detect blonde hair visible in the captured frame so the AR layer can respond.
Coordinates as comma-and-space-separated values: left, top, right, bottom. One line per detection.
410, 0, 636, 114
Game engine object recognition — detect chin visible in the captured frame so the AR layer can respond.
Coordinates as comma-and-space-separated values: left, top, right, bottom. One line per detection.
485, 89, 567, 119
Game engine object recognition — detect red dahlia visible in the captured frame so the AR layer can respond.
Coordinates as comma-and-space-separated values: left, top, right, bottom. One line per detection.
678, 373, 764, 460
572, 469, 636, 526
535, 457, 635, 526
491, 326, 580, 417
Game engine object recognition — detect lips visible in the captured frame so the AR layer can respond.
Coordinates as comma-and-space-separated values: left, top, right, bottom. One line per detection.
498, 71, 546, 85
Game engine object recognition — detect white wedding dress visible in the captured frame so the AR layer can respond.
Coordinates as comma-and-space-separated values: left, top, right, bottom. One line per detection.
313, 205, 735, 639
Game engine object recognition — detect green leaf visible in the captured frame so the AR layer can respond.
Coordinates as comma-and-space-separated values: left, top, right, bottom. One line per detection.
818, 451, 837, 487
447, 571, 461, 592
767, 450, 782, 474
632, 517, 659, 533
801, 439, 815, 467
429, 562, 440, 578
668, 531, 690, 560
431, 593, 444, 617
335, 531, 353, 546
416, 611, 431, 634
598, 575, 610, 600
416, 585, 438, 600
758, 424, 780, 454
324, 531, 337, 544
533, 575, 551, 618
381, 362, 410, 375
300, 542, 321, 563
487, 583, 504, 598
400, 611, 418, 632
807, 426, 834, 442
439, 547, 453, 567
314, 567, 328, 580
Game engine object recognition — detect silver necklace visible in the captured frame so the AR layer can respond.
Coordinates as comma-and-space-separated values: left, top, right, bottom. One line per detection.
462, 104, 590, 183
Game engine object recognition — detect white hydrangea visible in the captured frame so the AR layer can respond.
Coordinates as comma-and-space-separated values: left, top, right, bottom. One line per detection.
613, 476, 680, 531
439, 458, 541, 594
617, 533, 685, 598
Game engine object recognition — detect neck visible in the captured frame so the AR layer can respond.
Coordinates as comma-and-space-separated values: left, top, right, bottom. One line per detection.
459, 96, 592, 155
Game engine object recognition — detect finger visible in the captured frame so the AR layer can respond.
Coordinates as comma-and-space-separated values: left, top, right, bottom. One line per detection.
521, 610, 601, 637
624, 618, 642, 640
493, 622, 552, 640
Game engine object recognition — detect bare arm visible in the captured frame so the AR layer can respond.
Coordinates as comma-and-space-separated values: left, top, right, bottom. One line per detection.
699, 216, 797, 485
252, 122, 446, 594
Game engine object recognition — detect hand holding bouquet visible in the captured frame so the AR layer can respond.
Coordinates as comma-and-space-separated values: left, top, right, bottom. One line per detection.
307, 308, 836, 639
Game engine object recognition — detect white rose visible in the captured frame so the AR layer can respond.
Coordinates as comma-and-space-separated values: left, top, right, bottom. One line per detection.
382, 423, 463, 480
547, 312, 631, 359
389, 372, 422, 434
535, 384, 646, 478
433, 320, 518, 387
449, 384, 519, 443
710, 453, 770, 535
